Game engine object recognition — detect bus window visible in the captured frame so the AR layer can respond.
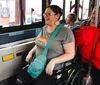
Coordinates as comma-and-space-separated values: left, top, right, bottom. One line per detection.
50, 0, 75, 20
78, 0, 89, 19
0, 0, 20, 27
50, 0, 63, 8
65, 0, 75, 16
25, 0, 42, 25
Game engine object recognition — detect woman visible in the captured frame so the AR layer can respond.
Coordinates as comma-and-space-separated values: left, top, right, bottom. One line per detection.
16, 5, 75, 85
65, 13, 80, 33
75, 8, 100, 85
65, 13, 77, 29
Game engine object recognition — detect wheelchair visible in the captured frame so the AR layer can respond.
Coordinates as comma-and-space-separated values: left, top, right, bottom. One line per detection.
16, 50, 86, 85
15, 59, 86, 85
53, 59, 86, 85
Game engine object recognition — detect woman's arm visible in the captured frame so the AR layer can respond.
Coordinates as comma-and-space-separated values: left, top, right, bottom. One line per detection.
46, 42, 75, 75
25, 45, 37, 62
53, 42, 75, 64
25, 31, 42, 62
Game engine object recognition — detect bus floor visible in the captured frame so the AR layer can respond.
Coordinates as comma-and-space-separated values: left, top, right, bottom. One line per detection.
0, 75, 17, 85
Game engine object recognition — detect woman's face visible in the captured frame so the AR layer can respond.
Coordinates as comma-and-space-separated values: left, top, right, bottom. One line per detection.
43, 8, 59, 26
90, 8, 100, 23
66, 16, 71, 24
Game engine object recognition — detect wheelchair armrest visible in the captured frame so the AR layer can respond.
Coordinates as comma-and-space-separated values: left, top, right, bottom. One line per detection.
53, 60, 73, 76
64, 60, 72, 67
63, 59, 74, 69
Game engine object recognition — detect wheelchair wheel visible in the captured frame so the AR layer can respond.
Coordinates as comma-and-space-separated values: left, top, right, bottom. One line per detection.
69, 68, 86, 85
64, 68, 77, 85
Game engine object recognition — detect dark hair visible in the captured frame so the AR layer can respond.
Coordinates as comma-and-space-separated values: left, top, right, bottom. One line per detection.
47, 5, 63, 16
67, 13, 76, 22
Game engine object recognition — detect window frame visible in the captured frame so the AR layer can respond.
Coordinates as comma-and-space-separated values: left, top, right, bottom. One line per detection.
0, 0, 46, 34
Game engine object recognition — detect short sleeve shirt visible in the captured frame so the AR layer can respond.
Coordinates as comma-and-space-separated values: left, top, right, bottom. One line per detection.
35, 25, 75, 70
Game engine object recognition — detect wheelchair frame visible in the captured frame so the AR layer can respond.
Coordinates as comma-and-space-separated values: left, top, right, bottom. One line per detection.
53, 60, 86, 85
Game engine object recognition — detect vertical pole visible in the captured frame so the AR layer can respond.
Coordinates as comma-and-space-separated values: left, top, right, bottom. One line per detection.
70, 0, 72, 12
75, 0, 80, 18
95, 0, 99, 26
63, 0, 65, 20
81, 0, 83, 19
19, 0, 23, 25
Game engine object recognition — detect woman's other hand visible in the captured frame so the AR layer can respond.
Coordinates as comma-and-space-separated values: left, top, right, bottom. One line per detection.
25, 45, 37, 63
45, 59, 56, 76
25, 52, 33, 63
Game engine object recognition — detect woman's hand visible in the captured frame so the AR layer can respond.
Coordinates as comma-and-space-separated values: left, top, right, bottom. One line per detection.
25, 45, 37, 63
25, 52, 33, 63
45, 59, 56, 76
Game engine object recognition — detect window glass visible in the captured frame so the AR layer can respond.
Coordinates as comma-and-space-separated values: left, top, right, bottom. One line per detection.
65, 0, 75, 17
50, 0, 63, 20
78, 0, 89, 19
25, 0, 42, 25
50, 0, 63, 9
0, 0, 20, 27
51, 0, 75, 19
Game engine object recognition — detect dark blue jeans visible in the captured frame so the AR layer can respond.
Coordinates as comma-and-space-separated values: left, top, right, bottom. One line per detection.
16, 66, 55, 85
